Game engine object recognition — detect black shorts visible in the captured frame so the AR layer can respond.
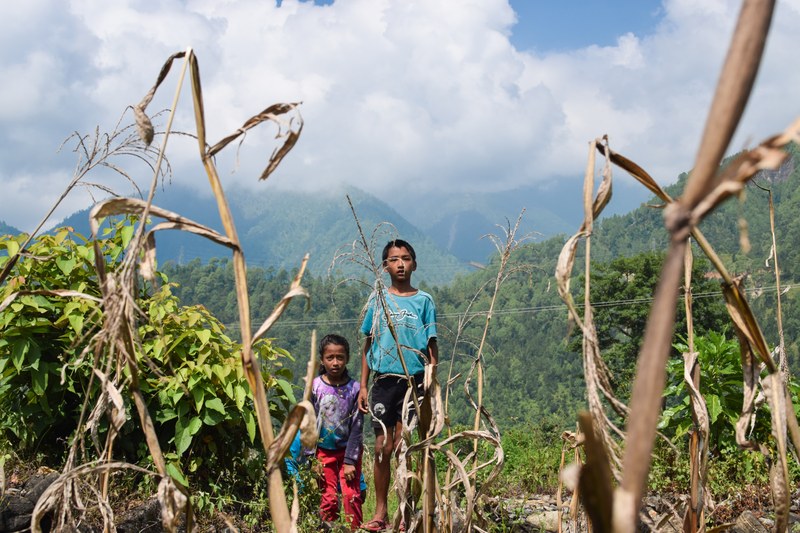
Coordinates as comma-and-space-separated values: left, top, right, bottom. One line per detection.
369, 372, 425, 431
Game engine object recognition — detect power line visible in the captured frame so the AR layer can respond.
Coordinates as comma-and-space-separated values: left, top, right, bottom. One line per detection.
219, 283, 792, 331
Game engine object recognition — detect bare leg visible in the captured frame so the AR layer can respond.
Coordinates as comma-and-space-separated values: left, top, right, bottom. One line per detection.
371, 426, 394, 523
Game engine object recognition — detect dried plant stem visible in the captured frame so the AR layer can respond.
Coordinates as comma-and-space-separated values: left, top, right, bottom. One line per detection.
682, 244, 706, 533
471, 214, 522, 465
345, 196, 431, 530
765, 189, 786, 378
615, 236, 687, 529
754, 182, 788, 382
196, 91, 291, 533
615, 2, 776, 529
441, 285, 491, 531
133, 46, 303, 531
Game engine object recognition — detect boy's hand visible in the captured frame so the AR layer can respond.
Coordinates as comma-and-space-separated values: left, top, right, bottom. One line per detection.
357, 387, 369, 413
343, 463, 356, 483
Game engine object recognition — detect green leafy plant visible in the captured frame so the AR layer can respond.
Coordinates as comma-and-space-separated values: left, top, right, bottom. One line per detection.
659, 330, 776, 455
0, 227, 107, 455
0, 221, 295, 512
137, 283, 296, 486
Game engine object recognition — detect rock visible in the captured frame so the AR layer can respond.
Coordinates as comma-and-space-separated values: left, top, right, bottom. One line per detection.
116, 498, 163, 532
731, 510, 769, 532
0, 472, 59, 532
524, 509, 563, 532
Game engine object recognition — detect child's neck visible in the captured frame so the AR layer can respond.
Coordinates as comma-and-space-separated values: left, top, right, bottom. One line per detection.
322, 372, 348, 386
389, 280, 416, 296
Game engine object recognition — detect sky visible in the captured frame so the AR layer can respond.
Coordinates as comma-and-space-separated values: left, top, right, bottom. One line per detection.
2, 0, 800, 233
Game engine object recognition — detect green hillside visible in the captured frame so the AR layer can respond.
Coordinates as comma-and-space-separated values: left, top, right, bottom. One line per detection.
163, 145, 800, 430
55, 184, 469, 286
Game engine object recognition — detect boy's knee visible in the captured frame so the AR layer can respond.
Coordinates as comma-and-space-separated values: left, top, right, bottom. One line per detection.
374, 435, 393, 458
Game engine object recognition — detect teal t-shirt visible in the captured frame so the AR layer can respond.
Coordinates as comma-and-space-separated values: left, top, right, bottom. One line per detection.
360, 289, 437, 375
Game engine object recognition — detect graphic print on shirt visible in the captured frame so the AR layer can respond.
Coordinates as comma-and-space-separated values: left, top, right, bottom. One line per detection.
361, 290, 438, 376
314, 379, 361, 451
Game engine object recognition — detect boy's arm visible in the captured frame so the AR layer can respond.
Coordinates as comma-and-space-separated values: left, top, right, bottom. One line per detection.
428, 337, 438, 367
357, 336, 372, 413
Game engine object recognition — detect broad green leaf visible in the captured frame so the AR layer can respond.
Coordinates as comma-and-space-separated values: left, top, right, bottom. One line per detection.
55, 257, 77, 276
205, 397, 226, 415
67, 313, 84, 334
31, 368, 48, 396
53, 228, 70, 244
175, 422, 193, 455
156, 408, 178, 424
5, 239, 20, 256
197, 329, 211, 346
223, 381, 234, 400
275, 379, 297, 404
191, 387, 205, 412
120, 223, 135, 248
707, 394, 722, 424
166, 462, 188, 487
152, 337, 167, 359
234, 384, 247, 410
212, 364, 230, 382
244, 410, 256, 443
11, 340, 29, 371
163, 331, 191, 360
187, 416, 202, 436
171, 389, 185, 405
202, 409, 224, 426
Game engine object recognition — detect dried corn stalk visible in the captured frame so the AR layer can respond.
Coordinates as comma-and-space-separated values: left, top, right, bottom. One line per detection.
562, 2, 800, 530
28, 47, 308, 533
556, 136, 627, 482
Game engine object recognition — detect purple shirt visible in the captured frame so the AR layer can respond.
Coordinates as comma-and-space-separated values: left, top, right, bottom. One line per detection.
310, 373, 363, 465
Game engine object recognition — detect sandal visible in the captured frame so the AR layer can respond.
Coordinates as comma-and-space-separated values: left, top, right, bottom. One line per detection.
360, 518, 388, 532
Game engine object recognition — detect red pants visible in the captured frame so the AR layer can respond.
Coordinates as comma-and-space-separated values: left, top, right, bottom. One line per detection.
316, 447, 363, 528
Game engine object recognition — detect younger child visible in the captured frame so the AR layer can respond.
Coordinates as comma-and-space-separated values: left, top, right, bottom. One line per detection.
310, 334, 364, 529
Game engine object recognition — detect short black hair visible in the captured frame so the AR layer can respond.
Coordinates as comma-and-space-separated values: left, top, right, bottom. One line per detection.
318, 333, 350, 359
382, 239, 416, 263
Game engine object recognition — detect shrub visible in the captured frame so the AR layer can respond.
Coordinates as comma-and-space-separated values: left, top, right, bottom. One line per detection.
0, 221, 295, 512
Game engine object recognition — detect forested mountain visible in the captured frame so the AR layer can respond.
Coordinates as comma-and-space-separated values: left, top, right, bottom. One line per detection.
42, 170, 649, 277
163, 144, 800, 430
55, 184, 468, 286
0, 221, 19, 235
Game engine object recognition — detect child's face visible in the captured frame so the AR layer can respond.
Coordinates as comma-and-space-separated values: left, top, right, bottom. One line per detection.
383, 245, 416, 282
320, 343, 348, 379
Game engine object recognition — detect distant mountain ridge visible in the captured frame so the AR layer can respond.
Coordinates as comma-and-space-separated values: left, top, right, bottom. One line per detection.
0, 221, 20, 235
48, 176, 649, 284
55, 184, 470, 285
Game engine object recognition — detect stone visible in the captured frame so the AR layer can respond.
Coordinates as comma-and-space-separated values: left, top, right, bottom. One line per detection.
731, 510, 769, 533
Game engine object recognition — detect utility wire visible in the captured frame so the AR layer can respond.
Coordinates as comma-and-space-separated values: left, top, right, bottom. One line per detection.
221, 283, 792, 331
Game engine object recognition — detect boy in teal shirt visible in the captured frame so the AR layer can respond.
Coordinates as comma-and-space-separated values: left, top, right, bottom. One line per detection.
357, 239, 438, 531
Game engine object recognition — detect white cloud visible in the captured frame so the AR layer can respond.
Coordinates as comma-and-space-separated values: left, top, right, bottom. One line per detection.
1, 0, 798, 232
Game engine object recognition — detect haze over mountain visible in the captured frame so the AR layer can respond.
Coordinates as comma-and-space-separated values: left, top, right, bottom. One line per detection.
42, 173, 651, 285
